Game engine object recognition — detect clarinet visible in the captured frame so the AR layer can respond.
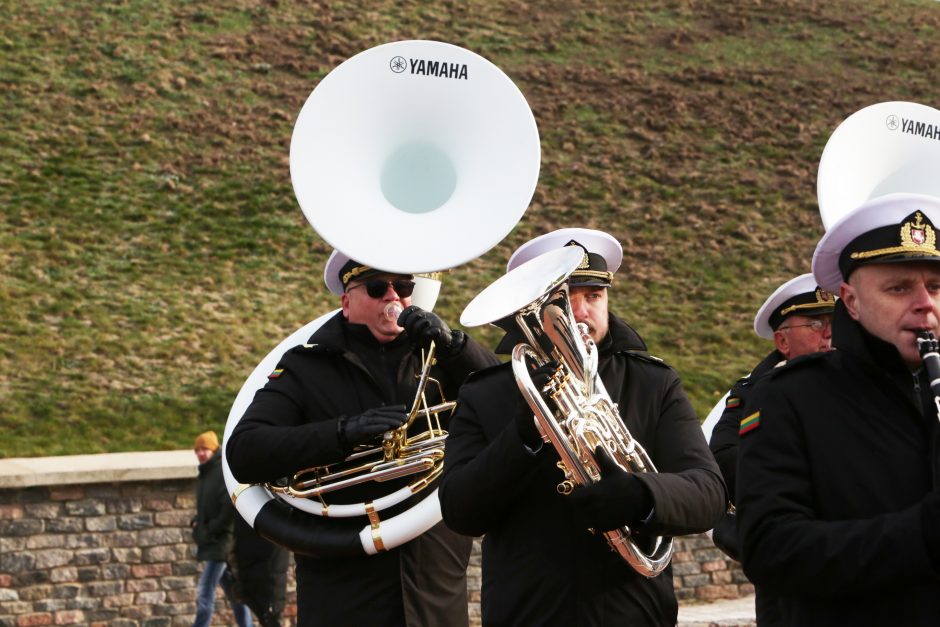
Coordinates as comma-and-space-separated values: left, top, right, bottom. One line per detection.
916, 331, 940, 423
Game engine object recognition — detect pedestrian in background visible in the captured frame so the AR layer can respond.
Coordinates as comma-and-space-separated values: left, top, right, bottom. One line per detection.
192, 430, 253, 627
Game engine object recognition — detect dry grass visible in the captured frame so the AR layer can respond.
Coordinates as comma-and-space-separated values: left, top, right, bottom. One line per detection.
2, 0, 939, 456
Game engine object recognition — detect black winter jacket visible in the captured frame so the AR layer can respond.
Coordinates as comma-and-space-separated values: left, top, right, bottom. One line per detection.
440, 314, 726, 627
710, 349, 785, 501
709, 349, 787, 625
737, 301, 940, 626
226, 312, 499, 627
194, 454, 235, 562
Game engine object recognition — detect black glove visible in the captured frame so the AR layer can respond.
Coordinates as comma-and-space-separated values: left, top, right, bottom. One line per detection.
336, 405, 408, 453
567, 447, 654, 532
398, 306, 465, 358
514, 361, 558, 449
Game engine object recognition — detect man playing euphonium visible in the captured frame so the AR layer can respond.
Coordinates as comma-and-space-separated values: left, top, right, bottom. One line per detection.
440, 228, 726, 627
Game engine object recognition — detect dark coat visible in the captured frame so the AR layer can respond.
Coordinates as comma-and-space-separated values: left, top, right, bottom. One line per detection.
708, 349, 786, 625
736, 301, 940, 627
439, 314, 726, 627
194, 454, 235, 562
709, 349, 784, 501
226, 312, 499, 627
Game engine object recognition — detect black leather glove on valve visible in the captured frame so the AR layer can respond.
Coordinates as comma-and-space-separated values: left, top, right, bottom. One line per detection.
568, 447, 654, 532
398, 306, 466, 358
514, 361, 558, 450
336, 405, 409, 454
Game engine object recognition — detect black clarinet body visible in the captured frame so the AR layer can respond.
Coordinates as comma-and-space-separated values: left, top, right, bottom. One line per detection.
916, 331, 940, 422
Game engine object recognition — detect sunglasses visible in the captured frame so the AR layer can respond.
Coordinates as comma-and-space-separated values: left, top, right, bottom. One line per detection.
347, 279, 416, 299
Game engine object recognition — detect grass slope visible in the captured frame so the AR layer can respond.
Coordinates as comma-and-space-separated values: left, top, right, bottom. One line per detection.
3, 0, 940, 456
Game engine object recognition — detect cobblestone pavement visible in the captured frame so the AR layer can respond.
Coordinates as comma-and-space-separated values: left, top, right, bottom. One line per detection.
678, 594, 756, 627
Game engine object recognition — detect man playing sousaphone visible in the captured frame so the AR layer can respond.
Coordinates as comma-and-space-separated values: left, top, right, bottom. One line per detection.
439, 228, 726, 626
226, 250, 498, 627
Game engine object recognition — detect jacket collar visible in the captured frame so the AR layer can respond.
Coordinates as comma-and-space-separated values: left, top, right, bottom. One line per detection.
601, 313, 648, 354
833, 298, 939, 423
829, 297, 928, 416
831, 299, 911, 377
752, 349, 787, 377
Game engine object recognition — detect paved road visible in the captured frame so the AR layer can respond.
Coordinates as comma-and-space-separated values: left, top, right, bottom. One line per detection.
678, 594, 756, 627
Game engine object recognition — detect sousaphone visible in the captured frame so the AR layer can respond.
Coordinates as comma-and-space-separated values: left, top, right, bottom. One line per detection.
222, 40, 540, 557
817, 101, 940, 229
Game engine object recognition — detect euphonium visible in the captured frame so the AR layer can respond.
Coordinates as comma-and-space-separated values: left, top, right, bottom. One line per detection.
461, 246, 674, 577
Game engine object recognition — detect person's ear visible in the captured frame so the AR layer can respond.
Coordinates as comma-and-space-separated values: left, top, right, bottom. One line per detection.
341, 292, 351, 319
773, 329, 790, 358
840, 282, 860, 321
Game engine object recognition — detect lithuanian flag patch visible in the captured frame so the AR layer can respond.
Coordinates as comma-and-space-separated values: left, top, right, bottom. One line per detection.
739, 411, 761, 435
726, 396, 741, 409
268, 368, 284, 379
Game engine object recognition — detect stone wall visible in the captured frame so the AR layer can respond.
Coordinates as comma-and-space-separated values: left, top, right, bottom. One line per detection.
0, 479, 291, 626
672, 534, 753, 602
0, 453, 748, 626
0, 452, 296, 627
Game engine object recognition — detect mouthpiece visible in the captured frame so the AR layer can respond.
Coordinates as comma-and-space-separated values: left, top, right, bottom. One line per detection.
385, 302, 404, 323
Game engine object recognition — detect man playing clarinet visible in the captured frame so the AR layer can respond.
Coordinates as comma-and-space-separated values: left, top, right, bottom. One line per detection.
737, 194, 940, 626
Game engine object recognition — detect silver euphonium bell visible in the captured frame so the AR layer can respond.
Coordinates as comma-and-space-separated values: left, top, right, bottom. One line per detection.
462, 247, 674, 577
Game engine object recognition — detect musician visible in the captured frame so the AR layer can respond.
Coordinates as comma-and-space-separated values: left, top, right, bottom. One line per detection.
439, 228, 726, 626
710, 274, 835, 521
736, 195, 940, 626
226, 250, 499, 627
708, 274, 834, 625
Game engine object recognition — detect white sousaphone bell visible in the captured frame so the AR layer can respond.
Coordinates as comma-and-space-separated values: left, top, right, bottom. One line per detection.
816, 100, 940, 229
291, 39, 540, 274
222, 40, 540, 557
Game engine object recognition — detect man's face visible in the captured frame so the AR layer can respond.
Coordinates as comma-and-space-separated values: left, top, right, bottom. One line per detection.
841, 262, 940, 369
773, 313, 833, 360
195, 447, 214, 465
569, 285, 609, 344
342, 273, 414, 343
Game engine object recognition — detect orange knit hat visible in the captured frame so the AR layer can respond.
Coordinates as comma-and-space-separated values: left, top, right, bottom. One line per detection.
194, 430, 220, 452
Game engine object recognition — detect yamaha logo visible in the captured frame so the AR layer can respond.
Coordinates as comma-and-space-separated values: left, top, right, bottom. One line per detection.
886, 114, 899, 131
388, 56, 469, 80
899, 117, 940, 140
390, 56, 407, 73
